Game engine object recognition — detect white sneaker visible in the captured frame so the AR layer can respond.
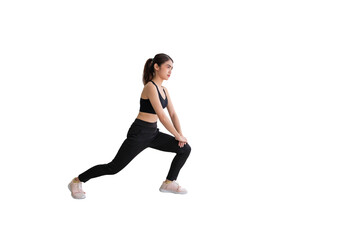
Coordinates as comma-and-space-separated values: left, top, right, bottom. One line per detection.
68, 180, 86, 199
159, 180, 187, 194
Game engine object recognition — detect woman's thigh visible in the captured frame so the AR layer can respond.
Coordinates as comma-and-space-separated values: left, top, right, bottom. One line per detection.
148, 131, 187, 153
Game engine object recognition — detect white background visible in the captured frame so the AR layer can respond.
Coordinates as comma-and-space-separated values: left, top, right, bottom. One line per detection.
1, 0, 359, 239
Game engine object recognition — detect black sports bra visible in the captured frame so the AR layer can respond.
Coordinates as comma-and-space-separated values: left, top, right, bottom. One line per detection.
139, 80, 168, 114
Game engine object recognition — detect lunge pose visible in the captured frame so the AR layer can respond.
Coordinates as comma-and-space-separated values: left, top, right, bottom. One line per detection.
68, 53, 191, 199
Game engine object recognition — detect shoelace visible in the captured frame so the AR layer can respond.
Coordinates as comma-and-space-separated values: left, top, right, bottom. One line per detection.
172, 181, 182, 191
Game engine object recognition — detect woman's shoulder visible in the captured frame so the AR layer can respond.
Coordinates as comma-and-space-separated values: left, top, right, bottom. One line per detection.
142, 81, 157, 97
143, 81, 167, 91
143, 81, 154, 90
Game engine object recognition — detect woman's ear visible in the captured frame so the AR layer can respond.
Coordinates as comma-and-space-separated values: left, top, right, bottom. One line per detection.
154, 63, 159, 71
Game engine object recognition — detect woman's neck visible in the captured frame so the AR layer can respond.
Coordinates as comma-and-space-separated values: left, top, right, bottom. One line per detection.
151, 77, 164, 86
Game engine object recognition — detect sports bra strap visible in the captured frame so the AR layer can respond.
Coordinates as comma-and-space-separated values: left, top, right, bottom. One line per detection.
150, 80, 166, 97
150, 80, 158, 90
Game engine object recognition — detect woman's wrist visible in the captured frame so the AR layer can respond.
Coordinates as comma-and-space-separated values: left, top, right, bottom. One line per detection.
175, 131, 183, 139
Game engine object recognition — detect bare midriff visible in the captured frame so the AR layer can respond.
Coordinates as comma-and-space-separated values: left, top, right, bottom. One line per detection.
136, 111, 159, 123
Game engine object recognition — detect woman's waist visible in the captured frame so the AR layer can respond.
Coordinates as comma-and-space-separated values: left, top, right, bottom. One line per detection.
136, 112, 158, 124
132, 117, 157, 128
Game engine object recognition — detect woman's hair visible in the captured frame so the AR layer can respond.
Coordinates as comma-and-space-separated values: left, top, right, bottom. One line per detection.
142, 53, 173, 85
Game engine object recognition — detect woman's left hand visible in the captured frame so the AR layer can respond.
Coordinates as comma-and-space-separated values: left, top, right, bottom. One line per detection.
178, 141, 187, 148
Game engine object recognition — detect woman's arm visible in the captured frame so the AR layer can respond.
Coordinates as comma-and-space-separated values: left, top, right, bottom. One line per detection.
170, 113, 183, 136
163, 87, 183, 136
160, 115, 182, 139
147, 84, 181, 139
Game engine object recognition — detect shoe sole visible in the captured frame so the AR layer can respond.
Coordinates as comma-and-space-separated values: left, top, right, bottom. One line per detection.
68, 183, 86, 199
159, 188, 187, 194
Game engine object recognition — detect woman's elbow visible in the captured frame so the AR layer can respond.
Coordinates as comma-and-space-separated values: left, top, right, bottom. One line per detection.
157, 113, 167, 122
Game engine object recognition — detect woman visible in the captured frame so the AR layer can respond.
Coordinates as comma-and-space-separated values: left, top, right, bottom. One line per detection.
68, 53, 191, 199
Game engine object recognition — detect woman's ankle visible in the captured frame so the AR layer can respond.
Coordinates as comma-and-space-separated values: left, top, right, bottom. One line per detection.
165, 179, 173, 184
73, 177, 80, 183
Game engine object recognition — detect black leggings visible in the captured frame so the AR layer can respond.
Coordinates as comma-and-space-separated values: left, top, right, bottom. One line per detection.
78, 118, 191, 183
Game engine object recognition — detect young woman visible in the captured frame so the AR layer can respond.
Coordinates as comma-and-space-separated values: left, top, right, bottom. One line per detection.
68, 53, 191, 199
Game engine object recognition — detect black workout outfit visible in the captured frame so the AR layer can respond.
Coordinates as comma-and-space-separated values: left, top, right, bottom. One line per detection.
140, 80, 168, 114
78, 80, 191, 183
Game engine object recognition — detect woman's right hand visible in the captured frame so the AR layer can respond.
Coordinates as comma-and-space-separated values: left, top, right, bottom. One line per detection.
175, 135, 188, 143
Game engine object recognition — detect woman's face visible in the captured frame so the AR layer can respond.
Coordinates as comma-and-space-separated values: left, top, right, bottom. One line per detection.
155, 60, 173, 80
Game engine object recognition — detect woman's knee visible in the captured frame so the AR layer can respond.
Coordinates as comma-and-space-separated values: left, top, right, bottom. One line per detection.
178, 143, 191, 155
105, 163, 122, 175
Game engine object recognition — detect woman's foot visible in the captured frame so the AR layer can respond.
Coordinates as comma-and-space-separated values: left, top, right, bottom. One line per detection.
68, 178, 86, 199
159, 180, 187, 194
